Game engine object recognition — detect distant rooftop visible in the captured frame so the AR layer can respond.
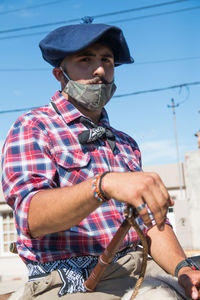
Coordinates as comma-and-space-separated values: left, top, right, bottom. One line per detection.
143, 162, 185, 189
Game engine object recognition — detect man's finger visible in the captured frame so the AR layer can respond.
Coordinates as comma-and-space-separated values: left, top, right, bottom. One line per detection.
179, 274, 199, 299
138, 206, 153, 228
142, 187, 167, 230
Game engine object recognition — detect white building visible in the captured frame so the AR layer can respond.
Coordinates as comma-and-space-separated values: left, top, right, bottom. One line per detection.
144, 150, 200, 252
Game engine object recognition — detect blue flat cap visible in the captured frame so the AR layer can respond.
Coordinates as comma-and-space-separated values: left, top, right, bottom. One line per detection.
39, 20, 134, 67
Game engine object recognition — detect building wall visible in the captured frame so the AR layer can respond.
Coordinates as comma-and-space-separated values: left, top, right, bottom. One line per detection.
0, 256, 27, 282
143, 162, 185, 191
143, 161, 193, 249
0, 164, 27, 281
184, 150, 200, 249
0, 212, 26, 282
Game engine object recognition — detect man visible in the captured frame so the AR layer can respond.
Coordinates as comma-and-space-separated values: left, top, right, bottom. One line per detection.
2, 18, 200, 300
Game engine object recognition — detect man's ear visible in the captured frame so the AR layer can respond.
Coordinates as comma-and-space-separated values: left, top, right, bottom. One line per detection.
52, 67, 66, 84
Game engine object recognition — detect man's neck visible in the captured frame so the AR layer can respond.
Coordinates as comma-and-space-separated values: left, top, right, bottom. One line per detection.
62, 91, 102, 125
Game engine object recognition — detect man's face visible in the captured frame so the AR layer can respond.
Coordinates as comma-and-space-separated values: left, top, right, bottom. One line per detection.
61, 43, 114, 84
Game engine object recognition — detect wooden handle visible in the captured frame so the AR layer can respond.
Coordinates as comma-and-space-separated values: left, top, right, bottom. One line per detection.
84, 218, 131, 291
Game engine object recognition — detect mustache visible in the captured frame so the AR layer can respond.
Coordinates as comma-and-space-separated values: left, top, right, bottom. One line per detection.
87, 76, 110, 84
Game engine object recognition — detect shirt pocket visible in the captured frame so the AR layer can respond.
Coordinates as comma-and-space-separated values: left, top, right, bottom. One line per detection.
54, 150, 91, 186
120, 154, 142, 172
55, 150, 90, 169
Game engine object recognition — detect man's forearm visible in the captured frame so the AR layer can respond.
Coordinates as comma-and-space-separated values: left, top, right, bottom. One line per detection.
147, 224, 187, 276
28, 177, 100, 238
28, 171, 172, 239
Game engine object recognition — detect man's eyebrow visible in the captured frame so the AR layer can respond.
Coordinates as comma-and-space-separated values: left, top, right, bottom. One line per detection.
75, 51, 95, 57
75, 51, 114, 58
102, 53, 114, 58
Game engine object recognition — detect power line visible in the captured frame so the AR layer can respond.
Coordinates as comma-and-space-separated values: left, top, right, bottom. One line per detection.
111, 5, 200, 24
0, 80, 199, 114
0, 68, 49, 72
134, 55, 200, 66
0, 31, 49, 41
0, 0, 188, 35
0, 3, 196, 41
1, 55, 200, 72
0, 0, 68, 15
114, 81, 200, 98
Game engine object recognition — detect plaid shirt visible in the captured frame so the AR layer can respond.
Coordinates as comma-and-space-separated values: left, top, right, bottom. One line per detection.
2, 91, 148, 264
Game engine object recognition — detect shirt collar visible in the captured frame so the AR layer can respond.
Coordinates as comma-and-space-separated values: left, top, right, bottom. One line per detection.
51, 90, 111, 128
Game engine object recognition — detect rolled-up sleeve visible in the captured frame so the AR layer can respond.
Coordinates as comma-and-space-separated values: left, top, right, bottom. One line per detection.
1, 117, 57, 238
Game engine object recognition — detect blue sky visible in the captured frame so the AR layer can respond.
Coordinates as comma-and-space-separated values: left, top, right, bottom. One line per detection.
0, 0, 199, 166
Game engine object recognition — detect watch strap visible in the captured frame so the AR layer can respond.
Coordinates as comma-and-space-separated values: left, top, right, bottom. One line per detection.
174, 259, 197, 277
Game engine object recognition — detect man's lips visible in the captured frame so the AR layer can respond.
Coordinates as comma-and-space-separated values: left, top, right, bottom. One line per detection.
86, 77, 109, 84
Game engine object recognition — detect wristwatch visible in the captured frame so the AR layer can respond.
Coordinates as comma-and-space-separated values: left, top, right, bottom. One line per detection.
174, 259, 197, 277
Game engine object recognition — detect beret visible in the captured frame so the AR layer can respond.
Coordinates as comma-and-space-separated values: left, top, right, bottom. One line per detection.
39, 22, 134, 67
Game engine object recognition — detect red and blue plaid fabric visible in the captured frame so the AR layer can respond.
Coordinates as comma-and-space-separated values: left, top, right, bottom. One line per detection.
1, 91, 161, 264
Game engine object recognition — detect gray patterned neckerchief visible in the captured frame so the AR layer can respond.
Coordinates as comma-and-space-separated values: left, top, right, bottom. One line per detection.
78, 116, 116, 152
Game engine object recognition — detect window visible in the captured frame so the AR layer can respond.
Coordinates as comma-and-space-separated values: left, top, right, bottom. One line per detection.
0, 211, 18, 256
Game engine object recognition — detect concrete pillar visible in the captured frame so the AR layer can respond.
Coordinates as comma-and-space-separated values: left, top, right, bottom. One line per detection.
184, 150, 200, 249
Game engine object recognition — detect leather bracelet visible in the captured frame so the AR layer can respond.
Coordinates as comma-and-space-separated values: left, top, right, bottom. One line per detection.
99, 171, 110, 201
174, 259, 196, 277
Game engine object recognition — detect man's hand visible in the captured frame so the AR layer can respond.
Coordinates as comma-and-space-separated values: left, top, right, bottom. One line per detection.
103, 171, 174, 230
178, 269, 200, 299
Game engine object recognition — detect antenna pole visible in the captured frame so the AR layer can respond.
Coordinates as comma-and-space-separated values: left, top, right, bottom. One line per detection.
168, 98, 183, 199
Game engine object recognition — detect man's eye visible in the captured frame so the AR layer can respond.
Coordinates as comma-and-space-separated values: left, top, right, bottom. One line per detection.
81, 57, 90, 62
102, 57, 112, 63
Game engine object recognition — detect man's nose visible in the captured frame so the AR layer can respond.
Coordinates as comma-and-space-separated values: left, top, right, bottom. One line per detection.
93, 64, 105, 77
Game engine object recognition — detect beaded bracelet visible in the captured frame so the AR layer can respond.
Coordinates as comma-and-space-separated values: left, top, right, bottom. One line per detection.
92, 174, 102, 203
92, 172, 110, 203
